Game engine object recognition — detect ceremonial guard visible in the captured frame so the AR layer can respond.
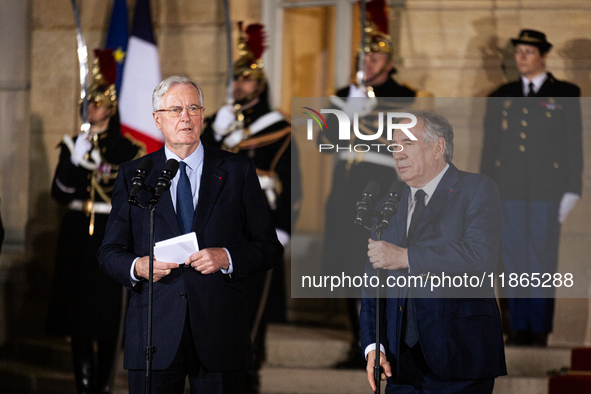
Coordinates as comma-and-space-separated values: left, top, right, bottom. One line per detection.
46, 50, 145, 393
320, 0, 431, 369
201, 23, 301, 393
481, 30, 583, 346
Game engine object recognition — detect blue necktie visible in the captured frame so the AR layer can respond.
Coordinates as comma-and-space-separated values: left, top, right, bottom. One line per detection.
176, 162, 194, 234
403, 189, 426, 348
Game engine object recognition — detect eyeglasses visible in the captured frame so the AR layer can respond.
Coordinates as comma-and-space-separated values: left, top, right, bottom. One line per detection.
156, 105, 203, 117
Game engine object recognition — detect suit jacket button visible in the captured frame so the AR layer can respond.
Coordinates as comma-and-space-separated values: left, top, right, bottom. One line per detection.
519, 145, 526, 152
521, 120, 527, 127
522, 108, 528, 114
554, 162, 559, 168
180, 293, 187, 299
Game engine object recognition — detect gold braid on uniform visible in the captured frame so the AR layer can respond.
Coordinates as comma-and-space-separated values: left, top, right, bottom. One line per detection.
232, 126, 291, 152
227, 126, 291, 200
121, 131, 148, 159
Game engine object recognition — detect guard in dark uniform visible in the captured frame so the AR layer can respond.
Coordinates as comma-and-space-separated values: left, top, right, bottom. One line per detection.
46, 49, 145, 393
321, 0, 433, 369
201, 23, 301, 393
481, 30, 583, 347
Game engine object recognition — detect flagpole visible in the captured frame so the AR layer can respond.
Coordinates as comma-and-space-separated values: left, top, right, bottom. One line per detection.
70, 0, 90, 135
356, 0, 367, 89
223, 0, 234, 107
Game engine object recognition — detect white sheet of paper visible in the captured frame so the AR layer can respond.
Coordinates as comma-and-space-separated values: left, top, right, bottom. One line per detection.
154, 232, 199, 265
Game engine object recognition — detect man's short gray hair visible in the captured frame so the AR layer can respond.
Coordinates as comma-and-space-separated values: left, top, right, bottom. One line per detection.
407, 109, 454, 163
152, 75, 204, 111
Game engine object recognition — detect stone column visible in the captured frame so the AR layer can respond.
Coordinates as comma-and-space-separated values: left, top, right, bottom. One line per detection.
0, 0, 31, 346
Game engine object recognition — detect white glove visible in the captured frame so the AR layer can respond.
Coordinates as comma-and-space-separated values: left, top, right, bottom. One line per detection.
558, 192, 580, 224
275, 228, 290, 247
212, 105, 237, 137
70, 133, 92, 166
344, 84, 378, 118
348, 83, 367, 98
222, 128, 246, 149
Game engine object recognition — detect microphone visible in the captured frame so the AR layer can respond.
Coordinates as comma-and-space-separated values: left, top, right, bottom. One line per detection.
377, 181, 405, 230
128, 156, 154, 205
152, 159, 180, 202
354, 181, 380, 227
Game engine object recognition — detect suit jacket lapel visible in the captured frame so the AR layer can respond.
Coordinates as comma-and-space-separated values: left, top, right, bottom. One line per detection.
395, 187, 410, 248
536, 73, 555, 97
410, 164, 461, 245
193, 145, 227, 235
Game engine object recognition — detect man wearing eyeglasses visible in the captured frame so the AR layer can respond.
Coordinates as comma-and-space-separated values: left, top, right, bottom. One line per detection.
481, 29, 583, 347
99, 75, 283, 393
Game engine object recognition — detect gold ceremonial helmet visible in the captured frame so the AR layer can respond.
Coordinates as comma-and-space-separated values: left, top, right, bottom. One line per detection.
361, 0, 393, 58
233, 22, 267, 92
86, 48, 118, 109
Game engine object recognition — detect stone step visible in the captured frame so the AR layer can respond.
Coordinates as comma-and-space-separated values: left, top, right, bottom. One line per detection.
0, 360, 75, 394
266, 324, 352, 368
260, 367, 372, 394
8, 336, 72, 371
493, 376, 549, 394
504, 346, 571, 376
260, 366, 549, 394
266, 324, 572, 377
0, 326, 570, 393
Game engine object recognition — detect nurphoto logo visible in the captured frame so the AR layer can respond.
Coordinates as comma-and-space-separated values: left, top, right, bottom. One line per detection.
303, 108, 418, 152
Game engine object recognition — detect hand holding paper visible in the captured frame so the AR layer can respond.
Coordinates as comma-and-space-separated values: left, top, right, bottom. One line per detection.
154, 232, 199, 265
134, 256, 179, 282
185, 248, 229, 275
134, 232, 201, 282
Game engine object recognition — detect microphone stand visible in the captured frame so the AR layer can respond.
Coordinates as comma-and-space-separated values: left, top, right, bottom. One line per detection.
372, 220, 390, 394
129, 186, 159, 394
356, 205, 396, 394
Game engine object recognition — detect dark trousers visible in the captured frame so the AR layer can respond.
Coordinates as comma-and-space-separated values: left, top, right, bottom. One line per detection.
386, 343, 495, 394
128, 316, 245, 394
501, 199, 560, 333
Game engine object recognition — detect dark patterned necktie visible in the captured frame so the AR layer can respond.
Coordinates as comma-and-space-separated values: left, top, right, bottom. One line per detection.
527, 82, 535, 97
176, 161, 194, 234
403, 189, 426, 347
407, 189, 426, 243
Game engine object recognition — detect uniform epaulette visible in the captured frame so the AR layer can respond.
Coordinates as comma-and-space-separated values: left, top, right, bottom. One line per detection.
122, 131, 148, 159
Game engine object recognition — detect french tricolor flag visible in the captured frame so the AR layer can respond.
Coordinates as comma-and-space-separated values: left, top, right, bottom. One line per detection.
119, 0, 164, 153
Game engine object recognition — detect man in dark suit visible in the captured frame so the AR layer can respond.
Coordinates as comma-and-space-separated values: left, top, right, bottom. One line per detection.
98, 75, 283, 393
361, 111, 506, 393
321, 0, 426, 369
481, 29, 583, 346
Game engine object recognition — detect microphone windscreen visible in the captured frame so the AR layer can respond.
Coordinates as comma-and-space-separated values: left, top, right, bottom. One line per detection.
363, 180, 381, 197
163, 159, 180, 177
137, 156, 154, 173
388, 181, 405, 195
